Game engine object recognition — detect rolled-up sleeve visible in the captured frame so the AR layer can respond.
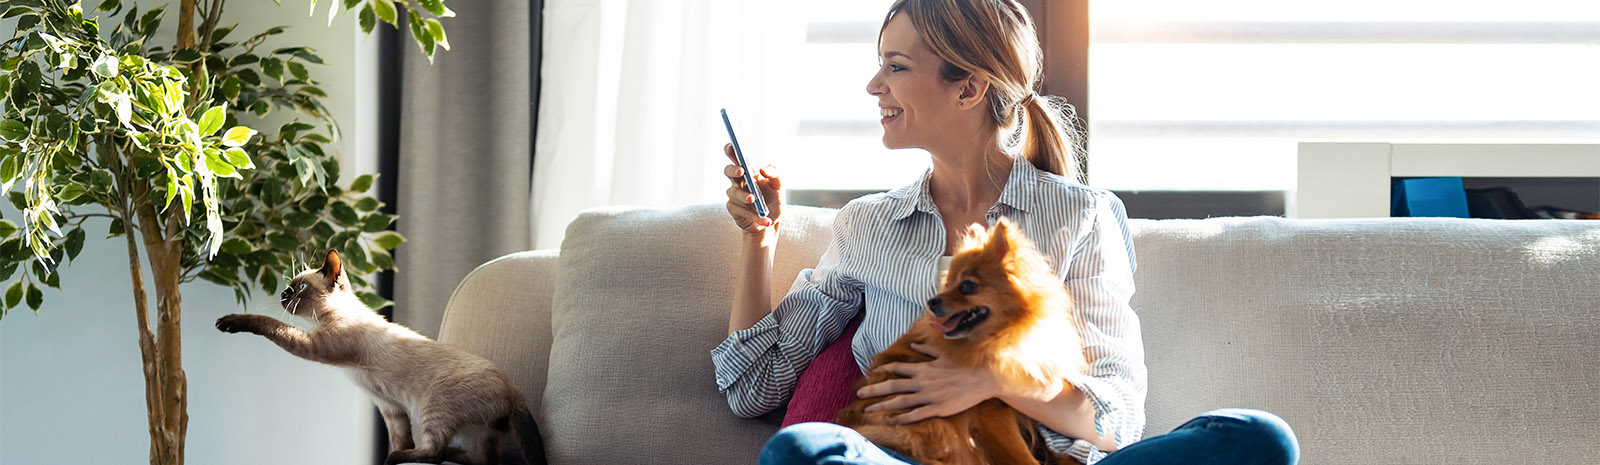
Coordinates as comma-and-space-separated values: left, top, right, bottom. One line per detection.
1039, 191, 1148, 463
710, 209, 865, 418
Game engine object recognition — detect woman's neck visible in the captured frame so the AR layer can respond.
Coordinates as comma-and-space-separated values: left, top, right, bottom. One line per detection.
926, 135, 1012, 215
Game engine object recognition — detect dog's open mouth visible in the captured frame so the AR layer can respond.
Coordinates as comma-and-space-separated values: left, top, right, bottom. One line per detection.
931, 306, 990, 338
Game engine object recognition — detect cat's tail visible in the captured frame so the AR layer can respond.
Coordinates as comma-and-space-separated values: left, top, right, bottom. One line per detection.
511, 405, 547, 465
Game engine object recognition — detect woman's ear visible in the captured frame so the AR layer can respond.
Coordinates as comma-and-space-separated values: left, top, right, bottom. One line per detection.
955, 77, 990, 110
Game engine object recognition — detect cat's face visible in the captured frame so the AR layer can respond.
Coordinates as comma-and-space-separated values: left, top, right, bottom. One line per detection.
279, 250, 353, 319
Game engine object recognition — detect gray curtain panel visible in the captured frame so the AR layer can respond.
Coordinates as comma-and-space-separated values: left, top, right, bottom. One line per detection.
395, 1, 536, 337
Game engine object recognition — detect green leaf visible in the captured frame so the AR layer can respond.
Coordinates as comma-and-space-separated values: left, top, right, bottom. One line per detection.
373, 0, 396, 26
371, 231, 405, 250
1, 154, 19, 190
287, 61, 309, 81
418, 0, 454, 17
223, 148, 253, 170
198, 104, 226, 136
171, 49, 204, 63
92, 54, 119, 78
353, 197, 380, 212
26, 283, 42, 311
97, 0, 121, 12
221, 126, 257, 147
0, 120, 28, 141
267, 232, 299, 251
56, 184, 87, 203
212, 25, 235, 42
0, 220, 15, 238
360, 213, 394, 233
349, 174, 374, 194
358, 4, 376, 35
140, 6, 165, 34
261, 57, 285, 81
357, 291, 392, 310
205, 148, 239, 178
221, 238, 252, 255
4, 280, 22, 309
369, 248, 394, 269
425, 18, 449, 51
0, 263, 17, 282
65, 228, 85, 260
108, 218, 125, 237
330, 202, 360, 226
343, 0, 361, 9
284, 212, 318, 229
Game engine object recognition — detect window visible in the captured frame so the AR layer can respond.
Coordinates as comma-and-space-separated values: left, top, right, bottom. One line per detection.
750, 1, 1599, 202
1088, 0, 1600, 192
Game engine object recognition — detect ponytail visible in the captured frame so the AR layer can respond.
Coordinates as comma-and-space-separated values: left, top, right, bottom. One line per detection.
1017, 93, 1084, 183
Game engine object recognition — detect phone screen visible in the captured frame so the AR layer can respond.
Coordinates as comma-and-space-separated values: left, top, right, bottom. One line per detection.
720, 109, 769, 218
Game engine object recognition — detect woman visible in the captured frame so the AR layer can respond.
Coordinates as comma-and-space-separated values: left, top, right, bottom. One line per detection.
712, 1, 1299, 464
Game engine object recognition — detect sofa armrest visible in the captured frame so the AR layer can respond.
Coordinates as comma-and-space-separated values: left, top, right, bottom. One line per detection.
439, 250, 559, 420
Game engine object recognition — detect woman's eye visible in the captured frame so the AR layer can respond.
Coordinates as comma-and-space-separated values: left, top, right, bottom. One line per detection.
959, 280, 977, 295
888, 64, 906, 72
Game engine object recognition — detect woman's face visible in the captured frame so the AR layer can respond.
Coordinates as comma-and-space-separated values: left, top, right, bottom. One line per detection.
867, 14, 966, 150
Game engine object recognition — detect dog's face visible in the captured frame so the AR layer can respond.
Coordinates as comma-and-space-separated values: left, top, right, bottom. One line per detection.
925, 220, 1056, 340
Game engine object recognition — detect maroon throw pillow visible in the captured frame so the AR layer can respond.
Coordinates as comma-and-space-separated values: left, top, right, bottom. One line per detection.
781, 313, 865, 427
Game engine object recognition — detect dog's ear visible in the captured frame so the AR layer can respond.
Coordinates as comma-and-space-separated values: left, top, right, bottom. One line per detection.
985, 219, 1015, 257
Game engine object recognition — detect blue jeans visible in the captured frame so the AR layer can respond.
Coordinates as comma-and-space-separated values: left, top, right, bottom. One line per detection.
760, 409, 1299, 465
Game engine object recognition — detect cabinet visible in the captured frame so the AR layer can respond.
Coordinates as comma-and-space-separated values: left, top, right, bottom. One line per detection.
1295, 142, 1600, 218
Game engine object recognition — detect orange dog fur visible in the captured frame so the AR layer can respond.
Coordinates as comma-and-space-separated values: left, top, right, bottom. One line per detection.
836, 219, 1087, 465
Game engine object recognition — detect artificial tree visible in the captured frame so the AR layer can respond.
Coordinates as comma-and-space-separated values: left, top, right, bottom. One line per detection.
0, 0, 453, 463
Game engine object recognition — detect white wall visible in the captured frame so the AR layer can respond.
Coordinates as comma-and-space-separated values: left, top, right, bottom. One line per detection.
1, 2, 380, 464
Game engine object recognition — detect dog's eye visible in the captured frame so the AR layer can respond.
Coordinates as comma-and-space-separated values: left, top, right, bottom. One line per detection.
958, 280, 977, 295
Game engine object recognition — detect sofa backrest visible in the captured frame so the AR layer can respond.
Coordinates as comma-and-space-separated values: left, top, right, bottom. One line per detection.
1130, 217, 1600, 464
444, 204, 1600, 465
542, 204, 838, 465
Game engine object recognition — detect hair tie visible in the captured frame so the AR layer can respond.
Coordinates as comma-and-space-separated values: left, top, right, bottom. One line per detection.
1017, 93, 1037, 108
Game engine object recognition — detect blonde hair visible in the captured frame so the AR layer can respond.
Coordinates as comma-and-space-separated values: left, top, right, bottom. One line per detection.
881, 0, 1084, 183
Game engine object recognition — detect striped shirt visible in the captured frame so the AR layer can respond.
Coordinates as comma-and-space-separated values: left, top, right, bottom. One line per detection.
711, 155, 1147, 464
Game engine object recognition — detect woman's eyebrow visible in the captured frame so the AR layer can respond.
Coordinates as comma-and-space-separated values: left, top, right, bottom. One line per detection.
882, 51, 912, 61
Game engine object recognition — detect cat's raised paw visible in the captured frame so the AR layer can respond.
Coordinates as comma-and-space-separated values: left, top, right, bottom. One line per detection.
215, 314, 253, 334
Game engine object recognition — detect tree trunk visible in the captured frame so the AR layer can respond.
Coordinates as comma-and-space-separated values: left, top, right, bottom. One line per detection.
130, 201, 187, 465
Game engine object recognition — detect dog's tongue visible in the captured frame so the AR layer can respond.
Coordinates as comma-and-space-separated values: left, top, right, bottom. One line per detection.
929, 312, 964, 332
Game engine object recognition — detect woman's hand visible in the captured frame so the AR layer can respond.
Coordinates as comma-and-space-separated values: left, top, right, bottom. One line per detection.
722, 143, 784, 238
856, 343, 1002, 424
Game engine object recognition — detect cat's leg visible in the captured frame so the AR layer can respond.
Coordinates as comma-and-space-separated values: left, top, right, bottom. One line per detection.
215, 314, 356, 364
385, 401, 465, 465
376, 404, 414, 453
471, 427, 504, 465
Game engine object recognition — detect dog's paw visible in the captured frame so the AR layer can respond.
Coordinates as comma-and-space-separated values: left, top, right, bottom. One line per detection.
215, 314, 253, 334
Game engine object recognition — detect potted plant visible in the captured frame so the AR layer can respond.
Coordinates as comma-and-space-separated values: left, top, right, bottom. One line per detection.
0, 0, 452, 463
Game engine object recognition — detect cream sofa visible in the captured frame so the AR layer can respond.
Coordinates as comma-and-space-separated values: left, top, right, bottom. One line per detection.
438, 203, 1600, 465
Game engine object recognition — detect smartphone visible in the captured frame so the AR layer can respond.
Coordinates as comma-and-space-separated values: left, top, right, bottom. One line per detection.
720, 109, 770, 218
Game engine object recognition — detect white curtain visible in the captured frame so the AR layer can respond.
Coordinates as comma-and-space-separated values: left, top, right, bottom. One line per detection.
534, 0, 775, 249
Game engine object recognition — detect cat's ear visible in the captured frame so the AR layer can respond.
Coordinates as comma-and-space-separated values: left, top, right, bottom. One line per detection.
320, 250, 344, 281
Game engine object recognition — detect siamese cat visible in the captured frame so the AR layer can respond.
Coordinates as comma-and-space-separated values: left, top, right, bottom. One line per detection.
216, 250, 543, 465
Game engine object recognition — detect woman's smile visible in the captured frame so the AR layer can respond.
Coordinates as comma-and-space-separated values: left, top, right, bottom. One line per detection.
879, 105, 903, 126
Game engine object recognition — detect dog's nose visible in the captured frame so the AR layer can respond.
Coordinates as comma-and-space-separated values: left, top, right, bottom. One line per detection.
927, 297, 944, 317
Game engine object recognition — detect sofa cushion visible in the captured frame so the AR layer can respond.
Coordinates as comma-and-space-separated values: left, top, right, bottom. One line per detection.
1129, 217, 1600, 464
542, 204, 837, 465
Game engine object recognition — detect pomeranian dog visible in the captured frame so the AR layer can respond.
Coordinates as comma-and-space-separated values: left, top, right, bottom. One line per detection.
837, 219, 1087, 465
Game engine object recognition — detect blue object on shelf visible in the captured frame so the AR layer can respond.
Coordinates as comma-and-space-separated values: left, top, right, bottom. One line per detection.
1392, 177, 1470, 218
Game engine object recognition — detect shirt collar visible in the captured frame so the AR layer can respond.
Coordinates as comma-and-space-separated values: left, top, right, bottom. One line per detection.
886, 155, 1040, 221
